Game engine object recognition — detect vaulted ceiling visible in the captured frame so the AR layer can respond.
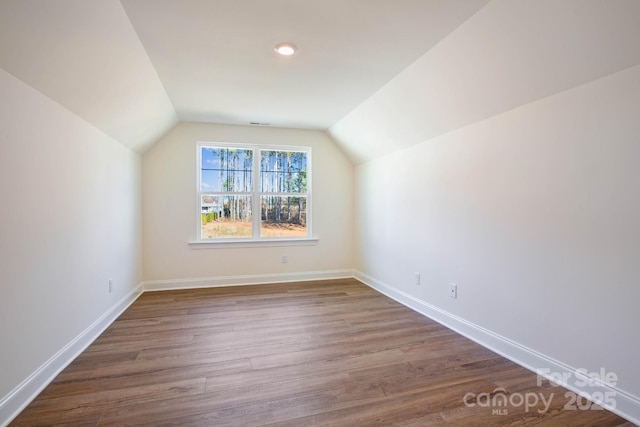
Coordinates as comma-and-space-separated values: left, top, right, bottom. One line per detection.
0, 0, 487, 153
1, 1, 639, 162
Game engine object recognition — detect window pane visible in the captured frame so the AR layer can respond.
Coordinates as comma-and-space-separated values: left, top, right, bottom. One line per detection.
260, 150, 307, 193
201, 147, 253, 192
261, 196, 307, 237
201, 195, 252, 239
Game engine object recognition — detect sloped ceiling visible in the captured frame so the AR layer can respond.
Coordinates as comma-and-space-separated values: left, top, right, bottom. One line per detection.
330, 0, 640, 163
120, 0, 488, 130
0, 0, 179, 153
0, 0, 487, 154
1, 1, 639, 160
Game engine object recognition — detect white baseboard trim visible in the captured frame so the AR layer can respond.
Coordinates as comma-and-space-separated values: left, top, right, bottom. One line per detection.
143, 269, 356, 292
353, 270, 640, 426
6, 272, 637, 425
0, 283, 144, 427
1, 271, 353, 425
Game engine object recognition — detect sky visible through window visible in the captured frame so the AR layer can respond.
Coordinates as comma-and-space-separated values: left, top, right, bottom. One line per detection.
201, 147, 253, 192
199, 146, 309, 239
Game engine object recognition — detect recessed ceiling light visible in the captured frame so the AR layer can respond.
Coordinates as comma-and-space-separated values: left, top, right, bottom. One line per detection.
274, 42, 297, 56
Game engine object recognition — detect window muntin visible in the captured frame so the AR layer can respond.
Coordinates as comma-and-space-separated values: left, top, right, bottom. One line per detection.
259, 150, 308, 237
200, 147, 253, 192
198, 143, 310, 241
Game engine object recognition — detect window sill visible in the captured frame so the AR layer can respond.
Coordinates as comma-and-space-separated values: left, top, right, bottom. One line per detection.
189, 237, 319, 249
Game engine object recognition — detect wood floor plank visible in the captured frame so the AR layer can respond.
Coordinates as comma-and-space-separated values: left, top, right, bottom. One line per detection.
10, 279, 630, 426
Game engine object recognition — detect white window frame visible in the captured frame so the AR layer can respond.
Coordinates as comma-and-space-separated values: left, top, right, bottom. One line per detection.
190, 141, 317, 249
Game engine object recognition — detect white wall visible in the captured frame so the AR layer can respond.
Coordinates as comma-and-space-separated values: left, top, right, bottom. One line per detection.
142, 122, 353, 282
0, 68, 142, 403
354, 63, 640, 399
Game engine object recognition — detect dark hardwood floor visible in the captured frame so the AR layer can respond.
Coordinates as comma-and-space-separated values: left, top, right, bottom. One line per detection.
11, 279, 632, 426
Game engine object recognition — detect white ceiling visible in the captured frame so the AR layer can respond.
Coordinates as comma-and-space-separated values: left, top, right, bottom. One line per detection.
0, 0, 178, 153
0, 0, 488, 153
2, 0, 638, 161
120, 0, 488, 129
329, 0, 640, 163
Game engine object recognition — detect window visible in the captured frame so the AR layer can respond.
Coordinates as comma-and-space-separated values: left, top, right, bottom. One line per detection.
197, 142, 311, 241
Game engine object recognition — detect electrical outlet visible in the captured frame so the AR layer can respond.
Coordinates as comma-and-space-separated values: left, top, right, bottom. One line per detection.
108, 279, 113, 293
415, 272, 421, 285
449, 283, 457, 299
281, 255, 288, 264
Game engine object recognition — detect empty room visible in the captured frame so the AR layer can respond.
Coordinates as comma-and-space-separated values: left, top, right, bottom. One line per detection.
1, 0, 639, 425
